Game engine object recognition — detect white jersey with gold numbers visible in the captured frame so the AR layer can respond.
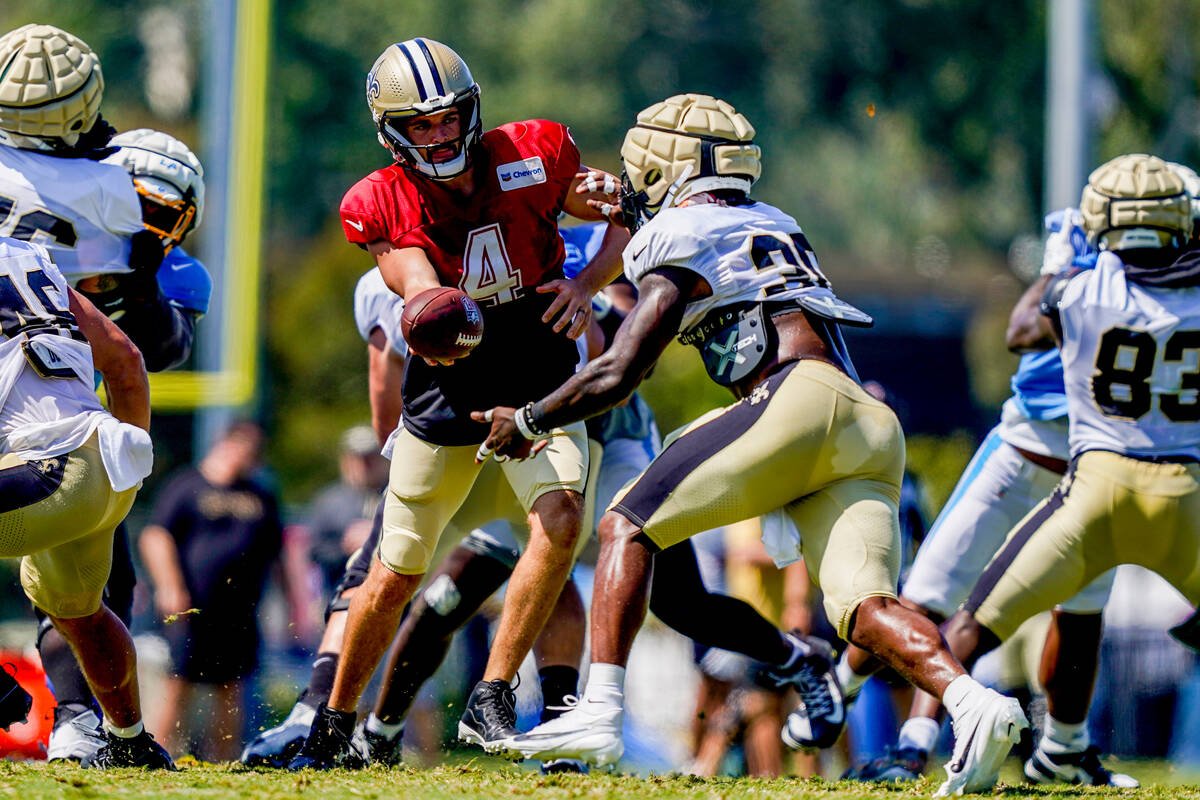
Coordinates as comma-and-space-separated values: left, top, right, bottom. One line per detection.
0, 238, 151, 489
0, 145, 142, 280
622, 201, 870, 335
1059, 251, 1200, 460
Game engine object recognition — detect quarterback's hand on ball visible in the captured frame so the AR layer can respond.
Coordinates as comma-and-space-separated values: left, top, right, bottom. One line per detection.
471, 407, 546, 463
537, 277, 593, 339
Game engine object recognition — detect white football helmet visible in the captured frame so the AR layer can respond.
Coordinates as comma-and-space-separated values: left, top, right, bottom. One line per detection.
365, 38, 481, 180
103, 129, 205, 249
619, 93, 761, 231
1080, 154, 1191, 250
0, 24, 104, 152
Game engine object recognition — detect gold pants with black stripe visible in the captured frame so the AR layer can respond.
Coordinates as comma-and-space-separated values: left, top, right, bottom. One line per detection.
0, 436, 137, 618
611, 359, 906, 638
968, 449, 1200, 640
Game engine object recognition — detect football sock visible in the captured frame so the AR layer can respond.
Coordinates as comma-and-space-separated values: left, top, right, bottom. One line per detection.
104, 719, 145, 739
835, 652, 869, 701
896, 716, 940, 755
1042, 714, 1089, 752
582, 663, 624, 707
305, 652, 339, 708
539, 665, 580, 722
365, 713, 404, 741
648, 542, 791, 664
38, 630, 94, 709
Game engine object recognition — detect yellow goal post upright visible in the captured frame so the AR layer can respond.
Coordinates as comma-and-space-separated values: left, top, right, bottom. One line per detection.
147, 0, 271, 434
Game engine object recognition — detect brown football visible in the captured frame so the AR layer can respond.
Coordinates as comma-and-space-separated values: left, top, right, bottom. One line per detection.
400, 287, 484, 361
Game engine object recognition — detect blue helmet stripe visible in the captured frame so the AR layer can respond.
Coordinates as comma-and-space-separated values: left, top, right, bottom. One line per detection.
395, 42, 428, 101
415, 39, 445, 96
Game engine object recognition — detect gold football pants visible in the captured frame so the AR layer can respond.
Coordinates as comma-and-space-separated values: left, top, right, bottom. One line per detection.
968, 449, 1200, 640
611, 359, 906, 638
2, 436, 137, 618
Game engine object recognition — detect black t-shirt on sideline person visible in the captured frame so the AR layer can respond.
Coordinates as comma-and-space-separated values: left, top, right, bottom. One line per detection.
149, 467, 282, 635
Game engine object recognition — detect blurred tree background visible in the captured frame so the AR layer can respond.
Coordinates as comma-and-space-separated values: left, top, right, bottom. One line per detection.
2, 0, 1199, 511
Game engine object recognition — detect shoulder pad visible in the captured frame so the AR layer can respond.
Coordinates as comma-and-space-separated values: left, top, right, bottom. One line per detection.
156, 247, 212, 314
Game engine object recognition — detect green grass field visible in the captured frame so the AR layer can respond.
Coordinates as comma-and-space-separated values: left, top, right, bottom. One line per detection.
2, 759, 1199, 800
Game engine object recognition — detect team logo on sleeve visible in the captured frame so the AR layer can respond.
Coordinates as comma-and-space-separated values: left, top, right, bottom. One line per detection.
496, 157, 546, 190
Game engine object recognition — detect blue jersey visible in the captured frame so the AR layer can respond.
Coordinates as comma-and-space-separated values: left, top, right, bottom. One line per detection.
1008, 209, 1097, 421
157, 246, 212, 315
559, 222, 656, 444
561, 223, 607, 279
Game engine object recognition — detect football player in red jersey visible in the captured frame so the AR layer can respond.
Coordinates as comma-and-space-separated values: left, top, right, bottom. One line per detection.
289, 38, 625, 769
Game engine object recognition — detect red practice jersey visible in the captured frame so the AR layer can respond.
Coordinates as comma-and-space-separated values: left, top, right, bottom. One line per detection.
340, 119, 577, 307
339, 120, 583, 445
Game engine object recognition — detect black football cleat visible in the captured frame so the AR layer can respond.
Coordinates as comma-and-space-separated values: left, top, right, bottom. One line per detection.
240, 698, 316, 767
0, 663, 32, 731
842, 745, 928, 782
287, 704, 365, 771
82, 730, 176, 770
361, 725, 404, 767
772, 633, 846, 749
1024, 744, 1139, 788
458, 679, 521, 758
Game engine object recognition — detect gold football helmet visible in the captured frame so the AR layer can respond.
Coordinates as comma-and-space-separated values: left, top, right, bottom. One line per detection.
619, 93, 761, 230
0, 24, 104, 152
104, 129, 205, 250
1080, 154, 1191, 250
1167, 161, 1200, 242
365, 38, 481, 180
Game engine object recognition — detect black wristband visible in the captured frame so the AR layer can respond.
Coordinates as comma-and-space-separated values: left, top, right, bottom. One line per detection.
523, 402, 549, 437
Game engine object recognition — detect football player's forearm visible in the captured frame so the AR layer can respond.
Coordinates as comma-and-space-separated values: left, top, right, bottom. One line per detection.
573, 224, 630, 295
71, 290, 151, 429
533, 351, 642, 429
533, 283, 682, 429
1006, 274, 1055, 352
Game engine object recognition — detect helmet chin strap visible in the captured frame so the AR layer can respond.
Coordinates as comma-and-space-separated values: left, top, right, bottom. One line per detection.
673, 176, 754, 206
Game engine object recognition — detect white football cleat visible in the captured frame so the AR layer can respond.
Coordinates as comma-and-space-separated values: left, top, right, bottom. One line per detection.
505, 697, 623, 767
46, 707, 106, 762
935, 688, 1028, 796
1024, 743, 1139, 788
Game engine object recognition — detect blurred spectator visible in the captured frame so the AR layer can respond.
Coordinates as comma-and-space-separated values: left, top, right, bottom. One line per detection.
305, 424, 388, 599
138, 421, 288, 760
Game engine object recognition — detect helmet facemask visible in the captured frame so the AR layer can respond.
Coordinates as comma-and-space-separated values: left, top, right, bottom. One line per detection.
134, 180, 198, 252
378, 88, 481, 180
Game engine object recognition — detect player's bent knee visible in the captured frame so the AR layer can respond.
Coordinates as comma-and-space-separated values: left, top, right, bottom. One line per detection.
530, 489, 584, 548
377, 526, 436, 575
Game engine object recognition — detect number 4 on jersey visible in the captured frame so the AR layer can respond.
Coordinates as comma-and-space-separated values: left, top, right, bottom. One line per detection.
461, 224, 523, 306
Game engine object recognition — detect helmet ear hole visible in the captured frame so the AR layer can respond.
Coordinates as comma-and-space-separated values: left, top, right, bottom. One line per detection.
644, 168, 662, 186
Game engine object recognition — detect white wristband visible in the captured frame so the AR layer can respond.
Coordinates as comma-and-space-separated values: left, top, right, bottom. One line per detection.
514, 406, 538, 440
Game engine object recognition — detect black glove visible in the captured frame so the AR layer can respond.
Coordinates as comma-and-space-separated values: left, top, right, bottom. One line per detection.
123, 230, 166, 299
63, 114, 119, 160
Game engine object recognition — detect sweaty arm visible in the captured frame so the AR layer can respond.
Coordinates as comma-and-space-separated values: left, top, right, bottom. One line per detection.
475, 267, 701, 459
1005, 273, 1056, 352
367, 326, 405, 445
69, 288, 150, 431
371, 239, 441, 304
